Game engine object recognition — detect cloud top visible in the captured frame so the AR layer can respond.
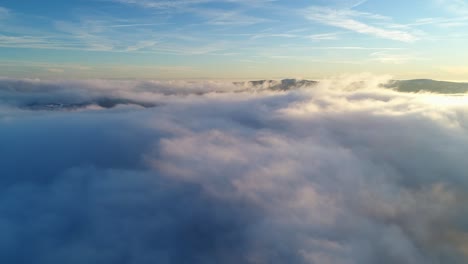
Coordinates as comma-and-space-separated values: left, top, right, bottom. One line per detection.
1, 75, 468, 263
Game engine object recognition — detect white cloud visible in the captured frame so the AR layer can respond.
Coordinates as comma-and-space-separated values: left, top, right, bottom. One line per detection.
112, 0, 275, 9
125, 40, 159, 51
112, 0, 202, 9
2, 75, 468, 263
111, 0, 272, 26
305, 6, 418, 42
193, 8, 270, 26
250, 33, 297, 40
307, 32, 341, 41
436, 0, 468, 15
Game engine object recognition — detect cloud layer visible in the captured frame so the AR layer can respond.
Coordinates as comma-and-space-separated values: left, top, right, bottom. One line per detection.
1, 76, 468, 263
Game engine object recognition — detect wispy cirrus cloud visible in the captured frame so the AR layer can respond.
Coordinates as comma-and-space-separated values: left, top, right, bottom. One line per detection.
250, 33, 297, 40
436, 0, 468, 15
0, 34, 98, 51
307, 32, 342, 41
110, 0, 209, 9
350, 0, 368, 7
305, 6, 419, 42
125, 40, 159, 52
191, 8, 270, 26
0, 16, 233, 55
111, 0, 275, 9
110, 0, 273, 26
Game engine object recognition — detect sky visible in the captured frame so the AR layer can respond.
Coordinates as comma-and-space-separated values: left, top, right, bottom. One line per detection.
0, 0, 468, 80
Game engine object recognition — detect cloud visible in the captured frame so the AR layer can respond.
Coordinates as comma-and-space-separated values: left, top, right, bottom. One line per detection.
321, 0, 369, 8
305, 6, 418, 42
307, 32, 341, 41
111, 0, 275, 10
196, 9, 270, 26
111, 0, 211, 9
110, 0, 272, 27
1, 76, 468, 263
436, 0, 468, 15
125, 40, 159, 52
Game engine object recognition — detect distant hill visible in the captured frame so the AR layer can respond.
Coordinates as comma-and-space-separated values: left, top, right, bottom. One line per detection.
234, 78, 468, 94
5, 78, 468, 111
233, 79, 318, 91
384, 79, 468, 94
23, 98, 157, 111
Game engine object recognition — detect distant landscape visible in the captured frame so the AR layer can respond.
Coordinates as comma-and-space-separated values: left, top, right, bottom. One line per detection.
2, 78, 466, 111
237, 79, 468, 94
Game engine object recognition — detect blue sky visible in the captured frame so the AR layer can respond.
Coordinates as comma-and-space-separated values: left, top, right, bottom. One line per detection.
1, 0, 468, 79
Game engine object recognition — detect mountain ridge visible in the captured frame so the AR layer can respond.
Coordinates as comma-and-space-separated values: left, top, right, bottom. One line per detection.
233, 78, 468, 94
